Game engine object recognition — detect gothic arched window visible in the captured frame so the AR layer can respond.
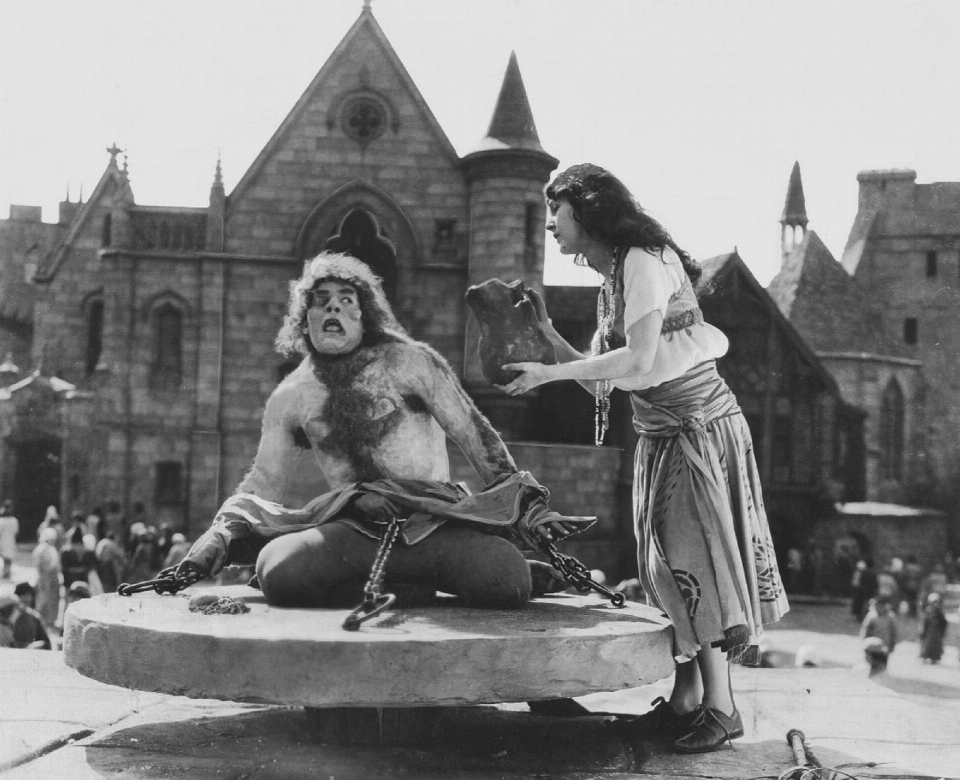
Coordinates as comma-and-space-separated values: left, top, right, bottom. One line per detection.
101, 214, 112, 247
324, 209, 398, 301
151, 303, 183, 388
879, 378, 905, 480
85, 297, 105, 376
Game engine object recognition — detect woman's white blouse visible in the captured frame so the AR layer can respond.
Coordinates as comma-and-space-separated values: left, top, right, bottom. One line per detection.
609, 246, 728, 391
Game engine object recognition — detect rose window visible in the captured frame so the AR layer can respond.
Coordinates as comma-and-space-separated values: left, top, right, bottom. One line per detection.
341, 97, 386, 143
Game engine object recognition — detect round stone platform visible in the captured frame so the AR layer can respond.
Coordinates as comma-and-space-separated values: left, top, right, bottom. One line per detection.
63, 586, 674, 709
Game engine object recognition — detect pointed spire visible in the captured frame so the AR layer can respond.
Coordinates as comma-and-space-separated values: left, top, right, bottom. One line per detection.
780, 161, 808, 227
107, 142, 123, 167
207, 152, 226, 252
209, 152, 225, 202
479, 52, 547, 154
65, 183, 71, 203
78, 183, 84, 204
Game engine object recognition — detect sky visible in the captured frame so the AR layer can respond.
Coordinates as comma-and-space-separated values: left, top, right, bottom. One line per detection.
2, 0, 960, 287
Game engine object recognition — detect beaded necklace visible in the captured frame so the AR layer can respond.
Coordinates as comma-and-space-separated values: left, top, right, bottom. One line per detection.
594, 245, 622, 447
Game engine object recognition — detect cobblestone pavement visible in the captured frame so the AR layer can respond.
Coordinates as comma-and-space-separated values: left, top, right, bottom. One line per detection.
6, 543, 958, 699
3, 544, 960, 779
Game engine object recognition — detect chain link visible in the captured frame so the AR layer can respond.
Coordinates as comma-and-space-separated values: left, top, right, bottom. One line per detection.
342, 516, 402, 630
540, 539, 626, 607
117, 566, 204, 597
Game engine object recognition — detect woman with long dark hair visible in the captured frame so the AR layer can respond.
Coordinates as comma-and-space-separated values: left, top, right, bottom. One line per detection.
500, 163, 789, 753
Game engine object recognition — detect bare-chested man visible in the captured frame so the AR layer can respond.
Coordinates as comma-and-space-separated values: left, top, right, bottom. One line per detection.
180, 252, 579, 609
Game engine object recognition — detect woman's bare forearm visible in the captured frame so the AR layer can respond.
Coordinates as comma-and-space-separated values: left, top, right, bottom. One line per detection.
550, 336, 599, 396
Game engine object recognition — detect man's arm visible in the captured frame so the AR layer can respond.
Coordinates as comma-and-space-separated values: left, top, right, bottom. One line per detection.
180, 383, 307, 578
409, 346, 516, 486
234, 382, 308, 500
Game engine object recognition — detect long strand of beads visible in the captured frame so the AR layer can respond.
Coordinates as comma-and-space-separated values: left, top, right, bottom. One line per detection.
595, 379, 611, 447
593, 246, 620, 447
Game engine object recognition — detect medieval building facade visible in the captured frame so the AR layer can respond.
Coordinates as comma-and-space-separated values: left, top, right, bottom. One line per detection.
0, 7, 571, 542
0, 7, 953, 583
768, 162, 956, 562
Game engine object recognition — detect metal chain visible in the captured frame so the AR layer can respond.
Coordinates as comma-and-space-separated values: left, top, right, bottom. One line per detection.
540, 539, 626, 608
117, 566, 204, 597
342, 516, 401, 631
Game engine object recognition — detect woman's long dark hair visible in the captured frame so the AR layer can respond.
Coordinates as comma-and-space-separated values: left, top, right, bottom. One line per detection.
545, 163, 702, 288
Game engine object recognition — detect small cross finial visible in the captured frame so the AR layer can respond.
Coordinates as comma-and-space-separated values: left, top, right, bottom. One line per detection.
107, 142, 123, 162
362, 0, 372, 10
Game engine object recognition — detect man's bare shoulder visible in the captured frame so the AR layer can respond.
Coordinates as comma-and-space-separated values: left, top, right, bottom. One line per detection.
375, 337, 454, 375
267, 361, 323, 408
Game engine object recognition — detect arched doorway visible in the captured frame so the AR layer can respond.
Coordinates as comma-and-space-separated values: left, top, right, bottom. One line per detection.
14, 438, 61, 541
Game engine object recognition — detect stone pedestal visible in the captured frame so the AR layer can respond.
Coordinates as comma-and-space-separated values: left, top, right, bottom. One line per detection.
64, 586, 674, 744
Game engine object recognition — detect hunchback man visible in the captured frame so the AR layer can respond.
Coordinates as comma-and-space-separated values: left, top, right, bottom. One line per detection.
179, 252, 586, 608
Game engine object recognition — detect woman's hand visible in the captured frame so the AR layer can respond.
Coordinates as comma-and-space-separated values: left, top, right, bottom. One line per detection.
498, 361, 554, 395
524, 287, 550, 324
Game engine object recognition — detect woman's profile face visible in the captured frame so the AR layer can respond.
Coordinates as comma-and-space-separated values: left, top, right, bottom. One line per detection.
545, 197, 588, 256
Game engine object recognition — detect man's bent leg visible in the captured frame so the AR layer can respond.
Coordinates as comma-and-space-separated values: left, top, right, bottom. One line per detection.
386, 527, 532, 609
256, 522, 377, 607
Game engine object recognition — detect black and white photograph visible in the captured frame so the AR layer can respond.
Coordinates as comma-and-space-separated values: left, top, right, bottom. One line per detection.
1, 1, 958, 777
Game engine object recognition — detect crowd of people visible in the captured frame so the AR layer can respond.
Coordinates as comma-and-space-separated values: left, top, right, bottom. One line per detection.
0, 499, 191, 649
852, 554, 957, 673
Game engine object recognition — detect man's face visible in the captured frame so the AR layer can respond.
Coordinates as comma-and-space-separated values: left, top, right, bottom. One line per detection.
306, 280, 364, 355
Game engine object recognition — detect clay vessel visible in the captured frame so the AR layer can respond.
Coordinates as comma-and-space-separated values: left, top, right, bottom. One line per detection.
465, 278, 557, 385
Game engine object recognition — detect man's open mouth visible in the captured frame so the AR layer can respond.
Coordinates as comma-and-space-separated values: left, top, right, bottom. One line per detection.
322, 319, 344, 333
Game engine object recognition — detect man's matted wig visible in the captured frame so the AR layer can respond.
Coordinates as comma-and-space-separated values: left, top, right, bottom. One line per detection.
275, 252, 405, 357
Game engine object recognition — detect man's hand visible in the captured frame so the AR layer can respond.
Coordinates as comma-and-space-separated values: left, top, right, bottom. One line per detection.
529, 560, 568, 597
175, 529, 228, 580
352, 492, 406, 523
534, 516, 587, 542
174, 558, 211, 581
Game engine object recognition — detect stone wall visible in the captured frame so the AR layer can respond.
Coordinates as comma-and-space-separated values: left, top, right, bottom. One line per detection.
822, 356, 925, 503
812, 507, 950, 593
447, 441, 630, 581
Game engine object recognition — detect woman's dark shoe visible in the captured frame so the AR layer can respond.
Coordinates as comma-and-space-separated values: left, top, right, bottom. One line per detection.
608, 697, 699, 740
673, 705, 744, 753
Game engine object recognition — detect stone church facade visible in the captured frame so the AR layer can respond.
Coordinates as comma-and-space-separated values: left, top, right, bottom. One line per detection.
0, 7, 572, 541
2, 7, 950, 581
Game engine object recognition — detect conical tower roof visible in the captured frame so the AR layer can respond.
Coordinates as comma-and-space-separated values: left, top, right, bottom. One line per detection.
471, 52, 550, 155
780, 161, 808, 226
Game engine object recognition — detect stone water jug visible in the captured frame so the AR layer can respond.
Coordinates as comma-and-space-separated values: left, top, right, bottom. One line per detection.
465, 278, 557, 386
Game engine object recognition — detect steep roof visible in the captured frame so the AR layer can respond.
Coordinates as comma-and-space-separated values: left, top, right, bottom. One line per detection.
229, 6, 461, 205
700, 250, 839, 392
470, 51, 550, 156
768, 231, 907, 358
33, 149, 133, 282
780, 161, 808, 226
840, 208, 878, 276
